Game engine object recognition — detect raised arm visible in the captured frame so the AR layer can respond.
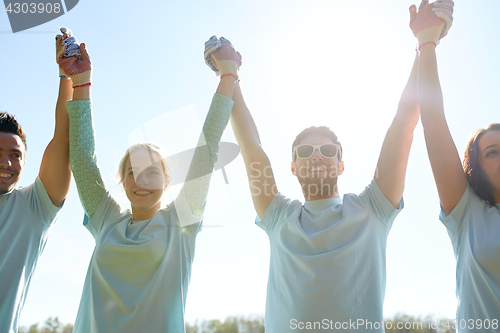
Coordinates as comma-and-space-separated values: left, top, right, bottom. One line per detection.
38, 29, 82, 207
374, 53, 420, 208
230, 82, 276, 218
410, 0, 464, 215
177, 38, 241, 224
205, 36, 276, 219
38, 75, 72, 207
56, 34, 106, 219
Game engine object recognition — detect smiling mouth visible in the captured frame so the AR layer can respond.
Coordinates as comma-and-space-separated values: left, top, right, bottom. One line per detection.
134, 190, 153, 195
0, 172, 13, 178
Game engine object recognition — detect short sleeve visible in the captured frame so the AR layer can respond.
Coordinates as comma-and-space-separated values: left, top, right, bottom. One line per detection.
255, 192, 297, 234
357, 179, 403, 224
19, 176, 61, 226
83, 191, 123, 238
439, 186, 471, 237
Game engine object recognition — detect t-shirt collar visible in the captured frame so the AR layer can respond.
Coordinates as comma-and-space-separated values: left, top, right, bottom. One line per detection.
304, 197, 342, 210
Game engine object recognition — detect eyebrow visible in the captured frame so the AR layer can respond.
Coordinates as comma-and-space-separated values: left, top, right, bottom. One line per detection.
0, 148, 24, 156
483, 144, 499, 152
0, 147, 23, 153
127, 165, 161, 171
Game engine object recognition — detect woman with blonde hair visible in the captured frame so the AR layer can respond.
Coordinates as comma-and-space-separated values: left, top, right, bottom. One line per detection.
58, 32, 241, 332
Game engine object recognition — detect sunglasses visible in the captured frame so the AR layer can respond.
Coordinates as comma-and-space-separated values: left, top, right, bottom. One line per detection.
293, 144, 340, 159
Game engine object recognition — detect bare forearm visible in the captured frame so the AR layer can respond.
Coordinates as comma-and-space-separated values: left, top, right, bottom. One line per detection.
73, 85, 90, 101
418, 44, 467, 214
53, 77, 72, 140
38, 77, 73, 206
230, 82, 276, 216
216, 76, 236, 99
230, 82, 262, 154
418, 44, 445, 127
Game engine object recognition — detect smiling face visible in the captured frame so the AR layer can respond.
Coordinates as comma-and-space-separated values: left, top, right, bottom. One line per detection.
0, 132, 25, 194
122, 148, 169, 220
291, 133, 344, 201
478, 130, 500, 203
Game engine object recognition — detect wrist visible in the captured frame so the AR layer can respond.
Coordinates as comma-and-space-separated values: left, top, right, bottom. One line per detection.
73, 86, 91, 100
418, 41, 437, 51
69, 70, 92, 88
220, 73, 238, 80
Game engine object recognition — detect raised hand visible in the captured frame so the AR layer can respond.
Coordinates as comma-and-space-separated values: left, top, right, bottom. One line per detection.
204, 35, 242, 79
56, 28, 92, 87
409, 0, 454, 49
55, 27, 79, 77
432, 0, 453, 39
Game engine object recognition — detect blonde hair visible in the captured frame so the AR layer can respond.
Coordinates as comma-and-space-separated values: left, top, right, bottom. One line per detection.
117, 142, 172, 185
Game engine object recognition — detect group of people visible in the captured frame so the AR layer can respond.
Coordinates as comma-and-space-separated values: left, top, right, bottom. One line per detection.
1, 0, 498, 332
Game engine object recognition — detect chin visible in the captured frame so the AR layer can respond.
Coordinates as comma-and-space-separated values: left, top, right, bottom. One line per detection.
298, 176, 337, 196
0, 183, 15, 194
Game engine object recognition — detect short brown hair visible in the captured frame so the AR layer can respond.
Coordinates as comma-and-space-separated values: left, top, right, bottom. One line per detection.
292, 126, 342, 161
463, 123, 500, 206
0, 112, 27, 150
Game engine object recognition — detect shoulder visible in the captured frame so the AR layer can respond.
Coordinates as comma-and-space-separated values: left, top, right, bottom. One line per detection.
343, 179, 403, 224
256, 192, 303, 233
441, 185, 492, 226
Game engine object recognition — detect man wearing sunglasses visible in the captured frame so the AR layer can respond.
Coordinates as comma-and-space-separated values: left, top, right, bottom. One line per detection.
228, 48, 419, 330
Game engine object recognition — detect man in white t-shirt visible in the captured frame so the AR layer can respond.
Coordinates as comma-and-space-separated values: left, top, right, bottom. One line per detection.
228, 55, 419, 331
0, 43, 75, 331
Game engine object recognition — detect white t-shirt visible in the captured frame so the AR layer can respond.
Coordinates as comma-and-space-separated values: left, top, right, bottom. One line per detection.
72, 189, 201, 333
0, 177, 60, 333
440, 186, 500, 332
257, 179, 402, 332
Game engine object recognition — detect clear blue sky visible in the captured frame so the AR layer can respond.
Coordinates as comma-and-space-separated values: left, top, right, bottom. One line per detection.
1, 0, 500, 327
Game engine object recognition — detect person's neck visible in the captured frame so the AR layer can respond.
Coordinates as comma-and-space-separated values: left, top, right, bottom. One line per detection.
131, 206, 159, 222
302, 185, 340, 202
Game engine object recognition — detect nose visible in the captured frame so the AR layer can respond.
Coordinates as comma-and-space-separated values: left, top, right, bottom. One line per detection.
0, 154, 11, 168
135, 173, 149, 187
311, 147, 323, 160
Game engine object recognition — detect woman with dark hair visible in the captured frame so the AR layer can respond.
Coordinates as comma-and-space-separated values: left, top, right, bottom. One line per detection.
412, 0, 500, 330
462, 124, 500, 206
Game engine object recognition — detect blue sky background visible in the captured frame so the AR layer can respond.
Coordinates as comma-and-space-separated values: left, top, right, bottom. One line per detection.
1, 0, 500, 327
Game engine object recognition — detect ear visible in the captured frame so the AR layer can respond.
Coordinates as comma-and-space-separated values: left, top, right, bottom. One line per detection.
338, 160, 344, 176
291, 161, 297, 176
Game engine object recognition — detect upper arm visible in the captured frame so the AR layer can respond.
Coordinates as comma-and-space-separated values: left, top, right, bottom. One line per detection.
243, 146, 277, 218
375, 116, 417, 209
39, 139, 71, 208
422, 120, 467, 216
